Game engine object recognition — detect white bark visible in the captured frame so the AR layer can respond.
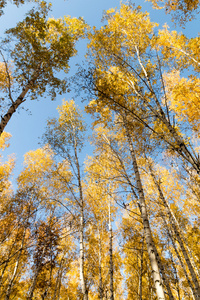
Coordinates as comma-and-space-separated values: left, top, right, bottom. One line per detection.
74, 138, 88, 300
162, 214, 197, 299
150, 167, 200, 298
139, 234, 144, 300
98, 227, 103, 300
109, 199, 114, 300
123, 120, 166, 300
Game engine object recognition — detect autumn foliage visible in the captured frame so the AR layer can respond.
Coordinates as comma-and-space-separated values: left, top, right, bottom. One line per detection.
0, 1, 200, 299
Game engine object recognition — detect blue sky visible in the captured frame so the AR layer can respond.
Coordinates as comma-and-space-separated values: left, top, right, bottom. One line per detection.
0, 0, 199, 186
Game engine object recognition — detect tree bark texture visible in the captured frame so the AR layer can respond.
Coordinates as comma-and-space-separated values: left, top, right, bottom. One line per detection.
109, 199, 114, 300
150, 167, 200, 298
123, 119, 166, 300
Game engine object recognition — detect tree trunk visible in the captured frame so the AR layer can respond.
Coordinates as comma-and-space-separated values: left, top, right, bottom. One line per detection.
123, 120, 166, 300
139, 234, 144, 300
162, 214, 197, 299
27, 266, 41, 300
98, 227, 103, 300
52, 256, 65, 300
0, 66, 41, 136
74, 143, 88, 300
148, 163, 200, 281
133, 49, 199, 174
80, 203, 87, 300
5, 227, 26, 300
149, 166, 200, 298
153, 242, 175, 300
109, 199, 114, 300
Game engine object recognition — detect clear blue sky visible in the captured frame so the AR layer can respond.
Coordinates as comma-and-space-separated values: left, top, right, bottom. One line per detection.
0, 0, 199, 186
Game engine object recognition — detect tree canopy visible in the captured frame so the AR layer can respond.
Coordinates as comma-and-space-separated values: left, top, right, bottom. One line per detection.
0, 0, 200, 299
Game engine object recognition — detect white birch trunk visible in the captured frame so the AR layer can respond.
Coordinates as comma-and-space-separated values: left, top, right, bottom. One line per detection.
139, 234, 144, 300
80, 204, 87, 300
74, 140, 88, 300
162, 214, 197, 299
123, 120, 166, 300
98, 227, 103, 300
109, 199, 114, 300
150, 167, 200, 298
134, 49, 200, 173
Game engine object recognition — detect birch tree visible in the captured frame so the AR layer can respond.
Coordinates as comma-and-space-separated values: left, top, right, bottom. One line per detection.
83, 3, 200, 175
0, 2, 87, 135
42, 99, 89, 300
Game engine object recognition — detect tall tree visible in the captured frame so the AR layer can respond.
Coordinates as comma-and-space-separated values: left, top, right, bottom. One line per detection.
0, 1, 87, 135
42, 99, 89, 300
83, 3, 200, 175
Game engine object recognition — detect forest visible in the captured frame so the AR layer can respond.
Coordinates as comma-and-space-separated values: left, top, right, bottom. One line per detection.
0, 0, 200, 299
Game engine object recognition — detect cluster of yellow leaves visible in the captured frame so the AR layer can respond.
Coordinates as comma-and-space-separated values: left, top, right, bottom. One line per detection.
4, 3, 88, 100
157, 27, 200, 72
58, 99, 85, 133
147, 0, 200, 23
44, 16, 87, 71
0, 132, 14, 212
149, 0, 199, 11
0, 62, 12, 92
87, 4, 158, 72
86, 67, 137, 127
164, 70, 200, 134
17, 146, 71, 202
0, 131, 11, 150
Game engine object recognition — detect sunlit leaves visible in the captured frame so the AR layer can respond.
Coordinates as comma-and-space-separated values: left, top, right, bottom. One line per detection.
164, 70, 200, 134
2, 2, 87, 100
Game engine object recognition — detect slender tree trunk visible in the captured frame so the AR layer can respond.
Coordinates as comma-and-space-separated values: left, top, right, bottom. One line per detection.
170, 250, 181, 300
109, 199, 114, 300
98, 227, 103, 300
149, 166, 200, 298
133, 49, 199, 173
123, 120, 166, 300
139, 234, 144, 300
0, 225, 23, 289
27, 266, 41, 300
56, 266, 63, 300
52, 256, 65, 300
162, 215, 197, 299
0, 260, 9, 291
80, 203, 87, 300
74, 143, 88, 300
5, 227, 26, 300
148, 163, 200, 281
0, 66, 41, 136
153, 242, 175, 300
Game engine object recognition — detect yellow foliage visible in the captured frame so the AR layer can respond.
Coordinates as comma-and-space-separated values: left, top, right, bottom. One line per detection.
157, 28, 200, 72
0, 62, 12, 92
147, 0, 200, 23
0, 132, 12, 150
18, 146, 71, 201
164, 70, 200, 134
58, 99, 85, 132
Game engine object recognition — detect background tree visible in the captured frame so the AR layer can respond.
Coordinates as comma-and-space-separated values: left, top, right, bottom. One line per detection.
0, 1, 87, 135
42, 99, 89, 299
